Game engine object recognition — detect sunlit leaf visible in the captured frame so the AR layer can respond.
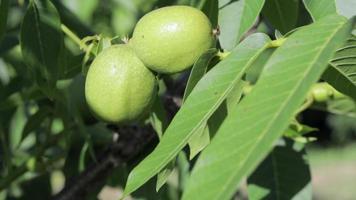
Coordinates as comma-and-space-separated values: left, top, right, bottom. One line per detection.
182, 15, 352, 200
303, 0, 337, 21
219, 0, 265, 50
124, 33, 271, 196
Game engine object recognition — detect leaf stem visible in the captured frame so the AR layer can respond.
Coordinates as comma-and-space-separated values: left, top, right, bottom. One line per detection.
60, 24, 89, 52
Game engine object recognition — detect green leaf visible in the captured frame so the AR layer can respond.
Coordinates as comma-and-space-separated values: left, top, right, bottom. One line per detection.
219, 0, 265, 50
245, 48, 275, 84
22, 106, 52, 143
156, 159, 176, 192
189, 79, 246, 160
182, 15, 352, 200
0, 0, 9, 42
201, 0, 219, 28
188, 123, 209, 159
186, 49, 238, 160
247, 139, 312, 200
303, 0, 337, 21
262, 0, 299, 34
20, 0, 64, 94
124, 33, 271, 196
58, 47, 84, 79
150, 97, 169, 140
183, 48, 217, 101
323, 34, 356, 101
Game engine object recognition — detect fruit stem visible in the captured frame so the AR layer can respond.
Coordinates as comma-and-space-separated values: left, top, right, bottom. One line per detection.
60, 24, 90, 52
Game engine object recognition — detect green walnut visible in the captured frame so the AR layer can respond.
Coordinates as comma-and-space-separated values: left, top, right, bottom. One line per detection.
85, 45, 156, 124
131, 5, 214, 74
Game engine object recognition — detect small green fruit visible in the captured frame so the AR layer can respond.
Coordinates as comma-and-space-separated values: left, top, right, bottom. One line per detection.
131, 5, 214, 74
85, 45, 156, 124
311, 83, 331, 102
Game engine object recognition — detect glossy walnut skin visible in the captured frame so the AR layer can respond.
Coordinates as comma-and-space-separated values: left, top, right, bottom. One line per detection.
131, 6, 214, 74
85, 45, 157, 124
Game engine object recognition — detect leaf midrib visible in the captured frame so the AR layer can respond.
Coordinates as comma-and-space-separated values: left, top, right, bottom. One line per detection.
32, 2, 46, 67
214, 21, 345, 200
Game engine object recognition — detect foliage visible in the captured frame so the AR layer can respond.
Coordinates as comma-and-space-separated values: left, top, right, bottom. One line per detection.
0, 0, 355, 200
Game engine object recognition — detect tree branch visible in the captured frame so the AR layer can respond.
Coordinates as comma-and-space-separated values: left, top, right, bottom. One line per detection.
53, 125, 158, 200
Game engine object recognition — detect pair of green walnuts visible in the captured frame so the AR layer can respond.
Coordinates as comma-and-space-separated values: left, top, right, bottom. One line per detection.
85, 6, 215, 124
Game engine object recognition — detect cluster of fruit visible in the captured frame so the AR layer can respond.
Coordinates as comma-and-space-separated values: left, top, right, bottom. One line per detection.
85, 6, 215, 124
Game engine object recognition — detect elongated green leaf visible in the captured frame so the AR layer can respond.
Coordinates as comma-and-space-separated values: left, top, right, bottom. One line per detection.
183, 49, 217, 101
156, 159, 176, 191
262, 0, 299, 34
188, 123, 209, 159
245, 48, 275, 83
124, 33, 271, 196
323, 35, 356, 101
182, 15, 352, 200
201, 0, 218, 28
303, 0, 337, 21
219, 0, 265, 50
150, 97, 169, 140
20, 0, 63, 94
0, 0, 9, 42
248, 139, 312, 200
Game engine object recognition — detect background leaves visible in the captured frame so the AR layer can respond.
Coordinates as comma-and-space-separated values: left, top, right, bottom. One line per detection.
0, 0, 9, 42
247, 139, 312, 200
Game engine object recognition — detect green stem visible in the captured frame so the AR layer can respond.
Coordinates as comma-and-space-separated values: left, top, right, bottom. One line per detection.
60, 24, 89, 52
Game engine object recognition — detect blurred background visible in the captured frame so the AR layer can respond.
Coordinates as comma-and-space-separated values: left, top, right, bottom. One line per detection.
0, 0, 355, 199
